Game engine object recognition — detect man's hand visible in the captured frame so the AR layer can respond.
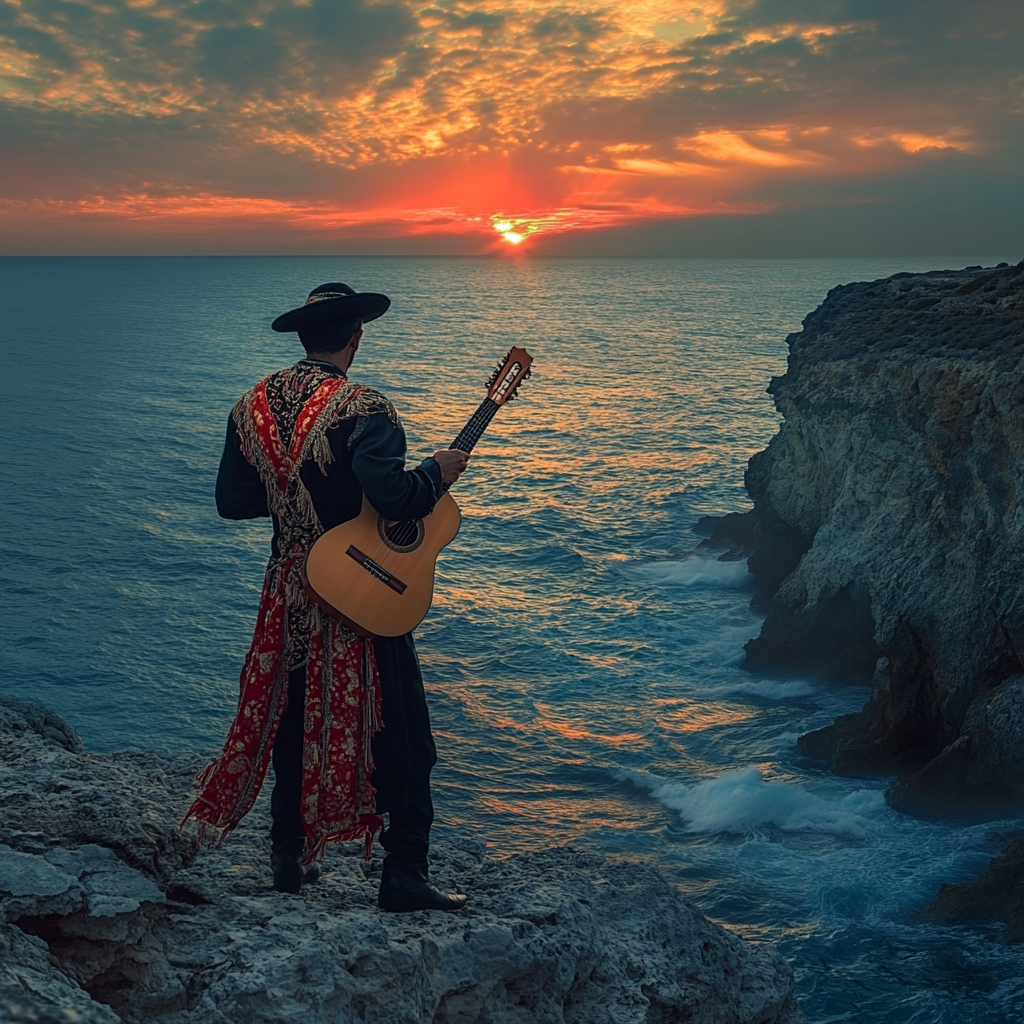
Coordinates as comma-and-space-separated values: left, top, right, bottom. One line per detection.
433, 449, 471, 484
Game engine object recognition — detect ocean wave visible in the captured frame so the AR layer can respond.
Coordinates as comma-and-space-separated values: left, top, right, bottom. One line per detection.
621, 767, 885, 839
720, 679, 816, 699
626, 556, 750, 589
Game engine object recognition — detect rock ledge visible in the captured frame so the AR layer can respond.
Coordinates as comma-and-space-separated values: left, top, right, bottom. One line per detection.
1, 697, 801, 1024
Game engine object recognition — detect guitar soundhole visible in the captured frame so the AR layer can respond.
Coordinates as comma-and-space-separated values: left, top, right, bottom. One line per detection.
378, 516, 425, 553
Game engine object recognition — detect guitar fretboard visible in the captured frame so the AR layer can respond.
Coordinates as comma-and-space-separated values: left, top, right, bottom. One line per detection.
449, 398, 500, 454
442, 397, 500, 492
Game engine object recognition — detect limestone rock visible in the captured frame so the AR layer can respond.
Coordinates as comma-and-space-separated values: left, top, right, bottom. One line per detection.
2, 917, 122, 1024
736, 262, 1024, 804
0, 697, 204, 883
0, 698, 801, 1023
734, 261, 1024, 934
1, 699, 85, 754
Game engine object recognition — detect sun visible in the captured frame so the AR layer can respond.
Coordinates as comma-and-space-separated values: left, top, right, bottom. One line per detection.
491, 216, 527, 245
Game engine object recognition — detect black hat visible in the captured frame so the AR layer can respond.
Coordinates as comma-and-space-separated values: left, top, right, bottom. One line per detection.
271, 282, 391, 333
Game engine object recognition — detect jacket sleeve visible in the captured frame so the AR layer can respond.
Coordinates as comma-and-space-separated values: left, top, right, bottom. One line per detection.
215, 414, 270, 519
349, 412, 444, 520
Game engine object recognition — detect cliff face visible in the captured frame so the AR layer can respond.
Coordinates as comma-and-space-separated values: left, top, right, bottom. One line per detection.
741, 261, 1024, 818
0, 698, 801, 1024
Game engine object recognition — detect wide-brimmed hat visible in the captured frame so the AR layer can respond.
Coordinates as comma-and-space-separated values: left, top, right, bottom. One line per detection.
271, 282, 391, 333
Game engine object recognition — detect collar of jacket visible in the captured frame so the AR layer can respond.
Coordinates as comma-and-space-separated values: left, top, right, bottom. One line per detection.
298, 359, 348, 377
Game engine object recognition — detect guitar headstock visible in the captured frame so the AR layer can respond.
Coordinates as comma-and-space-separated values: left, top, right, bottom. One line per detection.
485, 346, 533, 405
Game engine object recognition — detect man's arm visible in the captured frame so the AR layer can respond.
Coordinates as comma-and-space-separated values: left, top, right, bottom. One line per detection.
348, 413, 445, 521
215, 414, 269, 519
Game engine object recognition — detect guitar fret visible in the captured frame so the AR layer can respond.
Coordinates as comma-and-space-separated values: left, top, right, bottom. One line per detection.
450, 399, 498, 454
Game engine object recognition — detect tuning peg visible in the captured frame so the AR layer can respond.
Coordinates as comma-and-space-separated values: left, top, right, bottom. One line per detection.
485, 361, 506, 389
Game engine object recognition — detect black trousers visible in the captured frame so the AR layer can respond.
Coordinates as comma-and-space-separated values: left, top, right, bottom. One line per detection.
270, 633, 438, 868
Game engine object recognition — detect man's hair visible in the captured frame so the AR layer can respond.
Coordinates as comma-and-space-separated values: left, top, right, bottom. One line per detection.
298, 317, 363, 354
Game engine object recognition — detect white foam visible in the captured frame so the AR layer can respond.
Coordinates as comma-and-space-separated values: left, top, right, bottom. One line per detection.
723, 679, 815, 699
624, 767, 886, 839
768, 731, 804, 751
628, 556, 750, 589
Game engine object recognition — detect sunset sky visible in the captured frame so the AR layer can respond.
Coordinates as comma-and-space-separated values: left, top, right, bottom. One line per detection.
2, 0, 1022, 254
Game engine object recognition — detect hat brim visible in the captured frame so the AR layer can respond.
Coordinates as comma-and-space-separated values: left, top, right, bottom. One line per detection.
271, 292, 391, 333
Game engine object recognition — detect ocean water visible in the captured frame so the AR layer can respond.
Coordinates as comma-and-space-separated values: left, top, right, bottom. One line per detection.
2, 255, 1022, 1024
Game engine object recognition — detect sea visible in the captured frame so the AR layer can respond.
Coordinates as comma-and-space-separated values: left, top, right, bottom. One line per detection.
2, 255, 1022, 1024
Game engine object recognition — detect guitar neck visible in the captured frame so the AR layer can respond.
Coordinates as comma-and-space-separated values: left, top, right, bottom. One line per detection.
442, 397, 500, 491
449, 397, 500, 454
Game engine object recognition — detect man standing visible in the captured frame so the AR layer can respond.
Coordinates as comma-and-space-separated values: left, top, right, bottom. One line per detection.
184, 283, 469, 912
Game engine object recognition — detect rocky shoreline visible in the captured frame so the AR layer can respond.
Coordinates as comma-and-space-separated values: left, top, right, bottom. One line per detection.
0, 697, 802, 1024
704, 260, 1024, 940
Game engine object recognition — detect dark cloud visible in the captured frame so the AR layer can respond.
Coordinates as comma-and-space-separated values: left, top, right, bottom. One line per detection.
719, 0, 1015, 31
375, 44, 434, 96
1, 0, 415, 99
531, 10, 609, 42
272, 0, 416, 72
674, 0, 1024, 106
532, 0, 1023, 154
192, 0, 418, 96
420, 7, 506, 36
183, 0, 253, 29
0, 5, 79, 71
195, 24, 286, 90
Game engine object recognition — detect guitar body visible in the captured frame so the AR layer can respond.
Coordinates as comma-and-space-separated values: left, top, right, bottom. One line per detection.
305, 492, 462, 637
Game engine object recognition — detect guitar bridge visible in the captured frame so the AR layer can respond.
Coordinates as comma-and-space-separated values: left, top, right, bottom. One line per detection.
346, 545, 408, 595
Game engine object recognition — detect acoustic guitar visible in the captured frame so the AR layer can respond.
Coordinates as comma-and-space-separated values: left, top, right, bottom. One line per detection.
303, 346, 533, 637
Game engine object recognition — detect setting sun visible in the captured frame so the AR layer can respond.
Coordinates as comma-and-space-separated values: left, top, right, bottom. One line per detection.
491, 216, 528, 246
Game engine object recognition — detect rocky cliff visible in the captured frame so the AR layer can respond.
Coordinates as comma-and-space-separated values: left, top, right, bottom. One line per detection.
0, 697, 801, 1024
733, 260, 1024, 821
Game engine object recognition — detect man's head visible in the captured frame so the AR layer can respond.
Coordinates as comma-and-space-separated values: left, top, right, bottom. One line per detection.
298, 316, 363, 355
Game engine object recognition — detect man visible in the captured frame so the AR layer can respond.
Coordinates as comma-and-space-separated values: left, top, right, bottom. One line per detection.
183, 283, 469, 912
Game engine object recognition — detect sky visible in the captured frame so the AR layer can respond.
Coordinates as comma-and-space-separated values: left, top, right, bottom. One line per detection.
1, 0, 1022, 255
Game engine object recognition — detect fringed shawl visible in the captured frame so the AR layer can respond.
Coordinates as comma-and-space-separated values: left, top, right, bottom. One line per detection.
183, 364, 395, 860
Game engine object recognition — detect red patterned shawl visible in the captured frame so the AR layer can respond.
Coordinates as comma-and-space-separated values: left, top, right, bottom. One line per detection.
183, 369, 388, 861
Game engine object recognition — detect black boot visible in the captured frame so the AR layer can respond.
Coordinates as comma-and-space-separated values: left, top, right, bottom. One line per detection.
271, 851, 321, 894
271, 836, 321, 894
378, 857, 467, 912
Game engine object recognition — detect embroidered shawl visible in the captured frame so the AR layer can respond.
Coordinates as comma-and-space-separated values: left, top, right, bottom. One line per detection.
183, 363, 397, 860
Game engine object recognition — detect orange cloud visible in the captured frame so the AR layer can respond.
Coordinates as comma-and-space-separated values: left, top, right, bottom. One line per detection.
854, 130, 977, 154
611, 158, 714, 177
683, 131, 822, 167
